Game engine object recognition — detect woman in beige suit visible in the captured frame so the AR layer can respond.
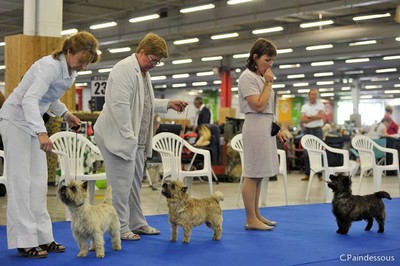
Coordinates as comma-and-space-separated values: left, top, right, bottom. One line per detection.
94, 33, 187, 240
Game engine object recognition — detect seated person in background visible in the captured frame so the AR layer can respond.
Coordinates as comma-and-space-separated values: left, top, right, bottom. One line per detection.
194, 124, 211, 147
366, 118, 391, 139
384, 105, 399, 135
322, 122, 332, 140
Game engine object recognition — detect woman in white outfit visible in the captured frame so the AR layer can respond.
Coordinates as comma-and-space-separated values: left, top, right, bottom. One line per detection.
0, 32, 99, 258
238, 38, 286, 231
94, 33, 187, 240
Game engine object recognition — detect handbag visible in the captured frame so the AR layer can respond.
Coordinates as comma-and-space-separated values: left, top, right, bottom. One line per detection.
271, 121, 280, 137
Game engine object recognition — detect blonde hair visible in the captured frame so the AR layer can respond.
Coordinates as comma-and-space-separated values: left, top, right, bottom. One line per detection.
198, 125, 211, 141
52, 31, 100, 64
136, 32, 168, 58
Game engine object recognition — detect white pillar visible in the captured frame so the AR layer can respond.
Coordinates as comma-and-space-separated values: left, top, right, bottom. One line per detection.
352, 79, 360, 115
23, 0, 36, 35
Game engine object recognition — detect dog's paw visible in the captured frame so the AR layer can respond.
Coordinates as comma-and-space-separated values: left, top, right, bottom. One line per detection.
96, 252, 105, 258
213, 236, 221, 240
377, 229, 384, 233
182, 240, 190, 244
170, 237, 177, 242
77, 251, 88, 257
336, 230, 347, 235
113, 244, 122, 251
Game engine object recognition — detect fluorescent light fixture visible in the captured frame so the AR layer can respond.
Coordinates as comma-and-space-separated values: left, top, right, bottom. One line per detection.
211, 32, 239, 40
383, 55, 400, 60
172, 73, 190, 79
279, 64, 300, 69
231, 87, 238, 91
108, 47, 131, 53
277, 48, 293, 54
349, 40, 377, 46
370, 77, 389, 82
77, 70, 92, 75
154, 84, 167, 89
98, 68, 112, 73
0, 42, 5, 47
0, 65, 5, 70
156, 62, 165, 67
276, 90, 290, 94
317, 81, 334, 85
293, 82, 309, 87
75, 82, 87, 87
235, 68, 241, 73
233, 53, 249, 58
395, 84, 400, 87
90, 21, 117, 30
196, 71, 214, 76
180, 4, 215, 13
341, 87, 351, 91
344, 70, 364, 75
385, 90, 400, 94
173, 38, 199, 45
151, 76, 167, 81
282, 94, 295, 98
345, 58, 370, 63
252, 26, 283, 35
201, 56, 223, 61
320, 92, 334, 97
61, 28, 78, 35
360, 95, 373, 99
397, 37, 400, 41
298, 89, 310, 93
172, 83, 187, 88
365, 85, 382, 89
129, 14, 159, 23
311, 61, 334, 66
376, 68, 397, 73
227, 0, 254, 5
306, 44, 333, 51
300, 20, 333, 28
213, 80, 222, 85
314, 72, 334, 77
272, 84, 285, 89
172, 59, 192, 64
340, 96, 352, 100
287, 74, 305, 79
353, 13, 390, 21
319, 88, 334, 92
193, 82, 207, 86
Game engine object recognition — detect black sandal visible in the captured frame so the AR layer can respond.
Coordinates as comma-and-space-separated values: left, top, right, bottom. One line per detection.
17, 247, 48, 258
39, 241, 65, 253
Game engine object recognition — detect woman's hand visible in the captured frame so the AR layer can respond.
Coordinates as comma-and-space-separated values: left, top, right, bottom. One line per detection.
66, 113, 81, 131
168, 100, 188, 112
38, 133, 53, 153
263, 68, 275, 82
276, 131, 287, 143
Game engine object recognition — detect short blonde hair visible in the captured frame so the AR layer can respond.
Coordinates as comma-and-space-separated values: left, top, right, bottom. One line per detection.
52, 31, 100, 64
136, 32, 168, 59
198, 125, 211, 141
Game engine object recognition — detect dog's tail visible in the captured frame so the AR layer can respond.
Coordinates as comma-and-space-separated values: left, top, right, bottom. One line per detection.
212, 191, 224, 202
103, 185, 113, 204
374, 191, 392, 200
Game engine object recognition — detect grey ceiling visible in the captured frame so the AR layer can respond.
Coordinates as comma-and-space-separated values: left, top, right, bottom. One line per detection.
1, 0, 400, 99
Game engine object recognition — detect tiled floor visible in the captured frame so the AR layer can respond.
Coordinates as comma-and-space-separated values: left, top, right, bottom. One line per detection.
0, 172, 399, 225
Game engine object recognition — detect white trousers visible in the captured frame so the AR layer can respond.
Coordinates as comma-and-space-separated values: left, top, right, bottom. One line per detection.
94, 132, 148, 234
0, 119, 54, 249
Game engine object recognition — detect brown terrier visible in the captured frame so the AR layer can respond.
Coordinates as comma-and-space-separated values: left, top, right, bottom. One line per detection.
162, 180, 223, 243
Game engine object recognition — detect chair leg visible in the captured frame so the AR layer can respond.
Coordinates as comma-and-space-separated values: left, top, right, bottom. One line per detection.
305, 172, 315, 201
260, 177, 269, 206
373, 169, 382, 192
358, 170, 366, 194
236, 175, 244, 206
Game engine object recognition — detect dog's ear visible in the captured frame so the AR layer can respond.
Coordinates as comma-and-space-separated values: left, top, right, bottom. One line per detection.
342, 175, 351, 185
181, 186, 188, 194
82, 181, 88, 191
329, 174, 336, 181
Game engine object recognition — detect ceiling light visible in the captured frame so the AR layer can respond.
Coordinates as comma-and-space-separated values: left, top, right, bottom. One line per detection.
340, 96, 352, 100
233, 53, 249, 58
172, 83, 187, 88
156, 62, 165, 67
395, 84, 400, 87
173, 38, 199, 45
317, 81, 334, 85
279, 64, 300, 69
201, 56, 223, 61
89, 21, 117, 30
341, 87, 351, 91
78, 70, 92, 75
300, 20, 333, 28
75, 82, 87, 87
320, 92, 334, 97
193, 82, 207, 86
277, 48, 293, 54
252, 26, 283, 35
129, 14, 159, 23
235, 68, 241, 73
213, 80, 222, 85
344, 70, 364, 75
0, 65, 5, 70
108, 47, 131, 53
288, 74, 305, 79
227, 0, 254, 5
298, 89, 310, 93
306, 44, 333, 51
293, 82, 309, 87
277, 90, 290, 94
282, 95, 295, 98
353, 13, 390, 21
0, 42, 5, 47
98, 68, 112, 73
61, 28, 78, 35
383, 55, 400, 60
231, 87, 238, 91
385, 90, 400, 94
197, 71, 214, 76
370, 77, 389, 82
272, 84, 286, 89
172, 59, 192, 64
172, 73, 190, 79
151, 76, 167, 81
397, 37, 400, 41
311, 61, 334, 66
211, 32, 239, 40
360, 95, 373, 99
349, 40, 377, 46
319, 88, 334, 92
314, 72, 334, 77
345, 58, 370, 63
376, 68, 397, 73
365, 85, 382, 89
180, 4, 215, 14
154, 84, 167, 89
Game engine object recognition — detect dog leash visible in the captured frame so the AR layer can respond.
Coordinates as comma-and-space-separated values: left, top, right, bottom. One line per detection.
71, 125, 80, 180
177, 104, 189, 179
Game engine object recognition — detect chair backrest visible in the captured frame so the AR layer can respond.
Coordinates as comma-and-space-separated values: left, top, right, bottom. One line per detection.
152, 132, 185, 176
277, 149, 287, 174
50, 131, 100, 176
230, 133, 244, 167
301, 134, 325, 170
351, 135, 378, 167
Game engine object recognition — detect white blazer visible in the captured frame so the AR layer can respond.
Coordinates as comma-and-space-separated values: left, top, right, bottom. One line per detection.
94, 54, 169, 160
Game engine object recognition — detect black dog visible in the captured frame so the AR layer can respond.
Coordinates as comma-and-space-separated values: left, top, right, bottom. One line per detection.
327, 174, 391, 234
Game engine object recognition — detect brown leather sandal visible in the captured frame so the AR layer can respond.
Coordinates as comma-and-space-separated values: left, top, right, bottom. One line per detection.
17, 247, 48, 258
39, 241, 65, 253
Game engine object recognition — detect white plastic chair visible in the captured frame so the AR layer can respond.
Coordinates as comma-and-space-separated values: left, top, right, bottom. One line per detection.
232, 133, 288, 206
50, 131, 106, 220
351, 135, 400, 194
0, 150, 7, 193
301, 134, 350, 202
152, 132, 213, 210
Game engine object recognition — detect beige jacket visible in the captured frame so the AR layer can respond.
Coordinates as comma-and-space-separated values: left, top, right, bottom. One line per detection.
94, 54, 169, 160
